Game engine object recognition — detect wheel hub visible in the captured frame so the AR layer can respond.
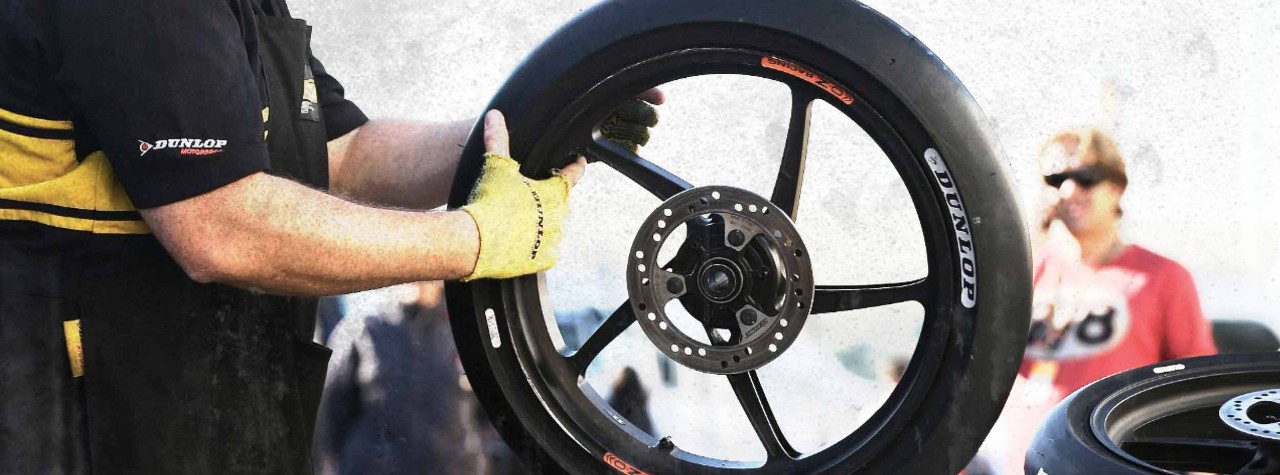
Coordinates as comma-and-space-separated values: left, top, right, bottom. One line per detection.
627, 185, 814, 375
698, 260, 741, 303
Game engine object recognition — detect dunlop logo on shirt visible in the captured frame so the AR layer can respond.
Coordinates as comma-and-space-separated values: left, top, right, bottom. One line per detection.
137, 138, 227, 157
63, 319, 84, 377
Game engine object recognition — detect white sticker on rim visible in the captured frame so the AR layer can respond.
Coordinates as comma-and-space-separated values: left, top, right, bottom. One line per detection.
924, 148, 977, 308
485, 308, 502, 348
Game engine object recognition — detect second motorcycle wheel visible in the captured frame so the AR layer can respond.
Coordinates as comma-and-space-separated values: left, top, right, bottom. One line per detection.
447, 1, 1032, 473
1027, 353, 1280, 475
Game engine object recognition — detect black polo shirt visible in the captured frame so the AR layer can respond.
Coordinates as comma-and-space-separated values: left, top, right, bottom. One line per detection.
0, 0, 367, 220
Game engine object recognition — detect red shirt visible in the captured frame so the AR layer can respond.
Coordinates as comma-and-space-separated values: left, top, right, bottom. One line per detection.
1020, 244, 1217, 398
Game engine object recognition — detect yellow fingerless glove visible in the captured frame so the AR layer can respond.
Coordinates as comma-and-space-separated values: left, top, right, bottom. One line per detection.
461, 153, 571, 281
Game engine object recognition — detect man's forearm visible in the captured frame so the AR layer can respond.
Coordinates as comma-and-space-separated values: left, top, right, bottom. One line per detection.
143, 172, 479, 296
328, 119, 473, 209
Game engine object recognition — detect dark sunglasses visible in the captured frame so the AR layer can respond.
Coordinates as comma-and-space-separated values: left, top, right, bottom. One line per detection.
1043, 168, 1106, 189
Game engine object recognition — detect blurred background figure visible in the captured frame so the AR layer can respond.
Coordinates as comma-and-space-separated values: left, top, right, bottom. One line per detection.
607, 367, 654, 435
314, 296, 347, 345
972, 127, 1219, 474
312, 281, 491, 474
883, 357, 909, 385
1024, 127, 1216, 396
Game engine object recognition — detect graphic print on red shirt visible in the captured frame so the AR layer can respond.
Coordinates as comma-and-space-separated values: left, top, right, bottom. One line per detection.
1022, 244, 1217, 398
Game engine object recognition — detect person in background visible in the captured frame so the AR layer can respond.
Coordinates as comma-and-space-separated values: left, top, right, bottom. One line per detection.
1023, 126, 1216, 396
607, 367, 654, 435
973, 127, 1217, 475
313, 281, 486, 474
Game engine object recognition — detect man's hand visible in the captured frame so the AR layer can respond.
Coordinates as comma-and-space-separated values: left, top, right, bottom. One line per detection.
1035, 181, 1066, 232
461, 110, 585, 281
599, 88, 664, 153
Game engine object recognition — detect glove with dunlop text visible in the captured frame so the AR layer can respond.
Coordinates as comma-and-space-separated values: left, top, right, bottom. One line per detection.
460, 152, 570, 281
460, 110, 583, 281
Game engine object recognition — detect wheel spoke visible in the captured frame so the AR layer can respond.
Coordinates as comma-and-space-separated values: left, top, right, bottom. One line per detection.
769, 88, 815, 218
586, 135, 693, 201
1238, 443, 1280, 475
567, 301, 637, 375
1121, 437, 1261, 473
810, 278, 930, 314
726, 370, 800, 461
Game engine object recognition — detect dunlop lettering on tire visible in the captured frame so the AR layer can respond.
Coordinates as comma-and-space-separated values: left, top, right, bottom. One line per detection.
924, 148, 977, 308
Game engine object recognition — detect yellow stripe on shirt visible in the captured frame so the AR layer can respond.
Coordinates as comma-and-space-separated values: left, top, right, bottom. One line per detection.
0, 151, 149, 234
0, 106, 73, 131
0, 128, 79, 188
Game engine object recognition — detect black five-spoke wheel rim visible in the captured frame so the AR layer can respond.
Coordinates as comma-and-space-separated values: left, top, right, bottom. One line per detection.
460, 37, 980, 474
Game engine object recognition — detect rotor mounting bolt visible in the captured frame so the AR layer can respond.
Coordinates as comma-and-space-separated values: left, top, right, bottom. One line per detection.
666, 277, 684, 294
728, 229, 745, 247
740, 309, 758, 326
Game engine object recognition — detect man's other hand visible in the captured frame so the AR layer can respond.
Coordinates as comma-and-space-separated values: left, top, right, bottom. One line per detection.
599, 88, 664, 153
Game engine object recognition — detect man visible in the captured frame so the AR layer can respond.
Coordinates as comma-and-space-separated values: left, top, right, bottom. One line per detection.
1022, 127, 1216, 397
971, 127, 1217, 474
0, 0, 657, 473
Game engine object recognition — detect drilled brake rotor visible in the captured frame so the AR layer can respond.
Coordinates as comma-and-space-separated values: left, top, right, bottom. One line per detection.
626, 186, 814, 375
1221, 389, 1280, 441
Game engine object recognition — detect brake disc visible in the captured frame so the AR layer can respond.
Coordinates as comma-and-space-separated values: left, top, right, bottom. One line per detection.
627, 186, 813, 375
1222, 389, 1280, 441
